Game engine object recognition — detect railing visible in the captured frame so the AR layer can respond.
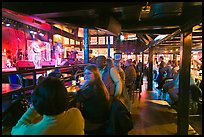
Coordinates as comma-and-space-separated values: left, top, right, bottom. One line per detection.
2, 63, 89, 98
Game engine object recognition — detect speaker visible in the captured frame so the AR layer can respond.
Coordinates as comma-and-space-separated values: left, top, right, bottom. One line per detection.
41, 60, 55, 68
16, 61, 35, 70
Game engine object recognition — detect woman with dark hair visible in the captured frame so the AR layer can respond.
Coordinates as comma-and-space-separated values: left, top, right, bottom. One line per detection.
75, 65, 110, 135
11, 77, 84, 135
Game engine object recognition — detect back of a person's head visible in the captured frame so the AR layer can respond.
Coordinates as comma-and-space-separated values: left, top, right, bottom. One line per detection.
31, 77, 69, 116
160, 56, 164, 60
106, 58, 114, 68
96, 55, 106, 61
95, 55, 106, 68
125, 59, 132, 66
48, 71, 61, 78
37, 76, 45, 85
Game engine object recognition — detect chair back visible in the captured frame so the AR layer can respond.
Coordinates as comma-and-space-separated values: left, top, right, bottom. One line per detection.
8, 74, 23, 86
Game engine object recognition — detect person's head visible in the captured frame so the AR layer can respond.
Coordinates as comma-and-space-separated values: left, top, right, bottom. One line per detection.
37, 75, 45, 85
167, 60, 172, 65
54, 68, 61, 73
171, 60, 178, 67
124, 59, 132, 67
95, 55, 106, 69
159, 56, 164, 62
48, 71, 62, 78
106, 58, 114, 68
83, 65, 110, 100
31, 77, 69, 116
84, 65, 101, 84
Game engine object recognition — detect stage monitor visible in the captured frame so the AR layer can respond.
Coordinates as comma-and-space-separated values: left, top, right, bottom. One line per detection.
16, 61, 35, 70
41, 60, 55, 68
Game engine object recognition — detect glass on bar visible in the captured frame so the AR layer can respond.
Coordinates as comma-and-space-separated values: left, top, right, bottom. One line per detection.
80, 76, 85, 86
72, 80, 76, 86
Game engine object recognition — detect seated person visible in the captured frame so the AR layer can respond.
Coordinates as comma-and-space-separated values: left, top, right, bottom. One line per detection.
48, 69, 63, 78
167, 74, 199, 108
37, 75, 45, 85
74, 65, 110, 135
11, 77, 84, 135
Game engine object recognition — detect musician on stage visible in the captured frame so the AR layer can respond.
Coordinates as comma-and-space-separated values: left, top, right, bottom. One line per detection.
31, 39, 42, 68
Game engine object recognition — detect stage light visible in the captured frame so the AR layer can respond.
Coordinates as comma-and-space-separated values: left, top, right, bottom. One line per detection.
120, 35, 124, 41
6, 23, 11, 27
30, 30, 34, 34
39, 32, 44, 37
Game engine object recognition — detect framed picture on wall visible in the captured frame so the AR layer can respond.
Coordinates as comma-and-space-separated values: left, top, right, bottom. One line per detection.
114, 53, 122, 60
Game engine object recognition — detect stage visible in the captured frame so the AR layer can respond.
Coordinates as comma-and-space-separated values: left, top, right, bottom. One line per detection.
2, 67, 17, 72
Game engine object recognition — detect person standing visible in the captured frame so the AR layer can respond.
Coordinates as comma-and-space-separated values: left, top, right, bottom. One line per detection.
95, 55, 122, 100
156, 56, 166, 89
114, 59, 131, 112
124, 59, 137, 95
31, 39, 42, 68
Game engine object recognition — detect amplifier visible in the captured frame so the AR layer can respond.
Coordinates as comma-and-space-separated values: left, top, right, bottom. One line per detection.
41, 60, 55, 68
16, 61, 35, 70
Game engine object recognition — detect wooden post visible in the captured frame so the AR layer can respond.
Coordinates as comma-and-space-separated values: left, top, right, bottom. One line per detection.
177, 30, 192, 135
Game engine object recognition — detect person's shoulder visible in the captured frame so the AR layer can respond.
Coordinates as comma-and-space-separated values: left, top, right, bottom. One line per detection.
66, 108, 82, 115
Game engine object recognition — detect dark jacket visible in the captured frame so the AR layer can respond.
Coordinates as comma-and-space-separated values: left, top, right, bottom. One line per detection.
76, 83, 109, 123
124, 65, 137, 87
106, 98, 133, 135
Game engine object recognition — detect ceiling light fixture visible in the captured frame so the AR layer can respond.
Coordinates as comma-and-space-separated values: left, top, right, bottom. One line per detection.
139, 2, 151, 21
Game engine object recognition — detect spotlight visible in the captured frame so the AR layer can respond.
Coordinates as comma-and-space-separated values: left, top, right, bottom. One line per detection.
6, 23, 11, 27
29, 30, 34, 34
39, 32, 44, 37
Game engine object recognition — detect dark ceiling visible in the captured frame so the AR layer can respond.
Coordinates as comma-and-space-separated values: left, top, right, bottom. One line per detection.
2, 2, 202, 54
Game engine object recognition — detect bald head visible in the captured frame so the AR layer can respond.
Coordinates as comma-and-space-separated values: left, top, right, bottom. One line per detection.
95, 55, 106, 69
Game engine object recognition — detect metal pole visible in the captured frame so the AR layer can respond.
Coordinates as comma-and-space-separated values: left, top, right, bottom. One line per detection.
83, 28, 89, 64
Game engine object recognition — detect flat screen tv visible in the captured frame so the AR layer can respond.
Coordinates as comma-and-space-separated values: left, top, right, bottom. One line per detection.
114, 53, 122, 60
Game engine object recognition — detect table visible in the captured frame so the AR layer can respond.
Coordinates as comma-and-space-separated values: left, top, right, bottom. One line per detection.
66, 85, 80, 93
62, 73, 72, 77
2, 83, 22, 95
66, 85, 81, 109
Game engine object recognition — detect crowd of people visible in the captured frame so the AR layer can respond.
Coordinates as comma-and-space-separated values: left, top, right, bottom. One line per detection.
10, 55, 145, 135
9, 54, 202, 135
153, 56, 202, 113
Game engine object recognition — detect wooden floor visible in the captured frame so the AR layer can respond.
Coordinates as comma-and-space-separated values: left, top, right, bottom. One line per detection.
128, 77, 200, 135
2, 76, 201, 135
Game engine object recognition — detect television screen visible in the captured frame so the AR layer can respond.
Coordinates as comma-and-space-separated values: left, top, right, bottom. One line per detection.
114, 53, 122, 60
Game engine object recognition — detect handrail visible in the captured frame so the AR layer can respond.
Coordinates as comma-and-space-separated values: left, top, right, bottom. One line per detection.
2, 63, 89, 77
2, 63, 89, 97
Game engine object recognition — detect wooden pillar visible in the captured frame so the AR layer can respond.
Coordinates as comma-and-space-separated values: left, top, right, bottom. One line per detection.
84, 28, 89, 64
141, 52, 144, 72
177, 30, 192, 135
147, 45, 153, 90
